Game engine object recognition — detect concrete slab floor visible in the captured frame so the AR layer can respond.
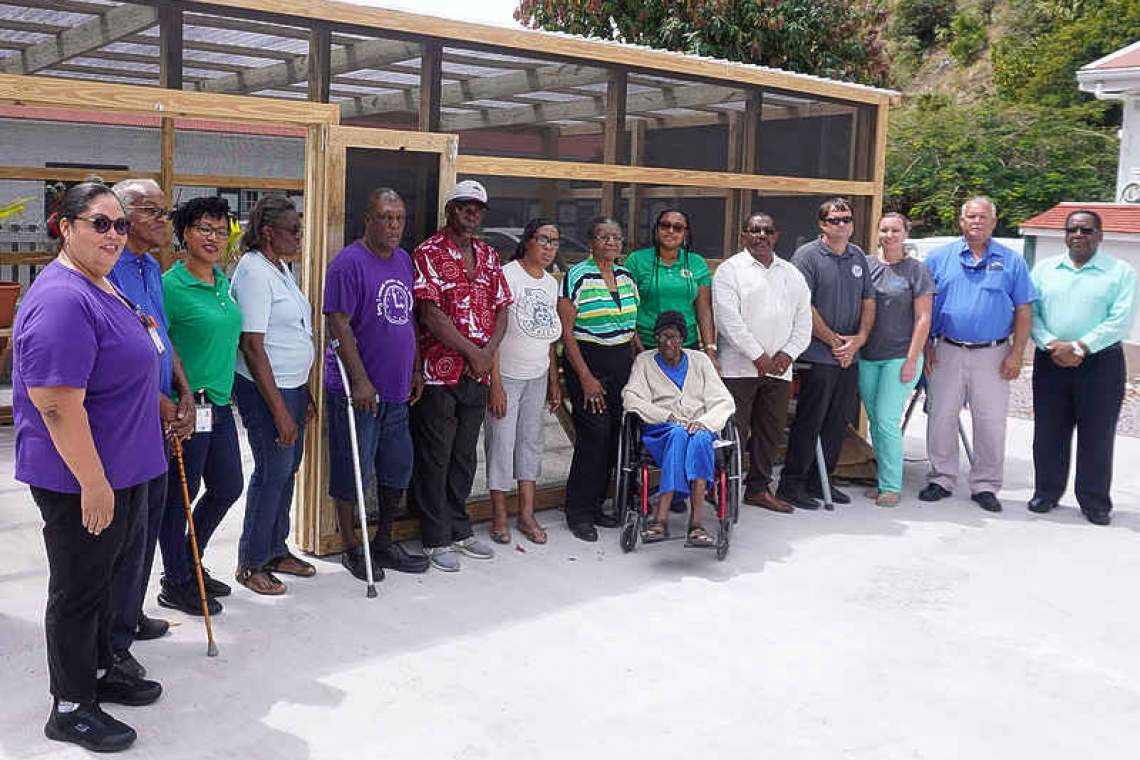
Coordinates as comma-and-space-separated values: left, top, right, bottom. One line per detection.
1, 411, 1138, 760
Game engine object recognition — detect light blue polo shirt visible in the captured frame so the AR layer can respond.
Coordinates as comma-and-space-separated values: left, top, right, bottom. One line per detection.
1031, 250, 1137, 353
926, 237, 1036, 343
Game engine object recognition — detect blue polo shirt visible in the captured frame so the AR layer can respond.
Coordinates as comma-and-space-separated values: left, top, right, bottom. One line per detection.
108, 247, 174, 397
925, 238, 1036, 343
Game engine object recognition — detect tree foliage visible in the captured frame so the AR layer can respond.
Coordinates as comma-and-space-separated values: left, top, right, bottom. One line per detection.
886, 95, 1118, 235
513, 0, 890, 87
947, 12, 985, 67
891, 0, 956, 49
993, 0, 1140, 113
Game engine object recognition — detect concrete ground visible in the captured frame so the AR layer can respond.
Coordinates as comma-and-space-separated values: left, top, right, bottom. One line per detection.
1, 409, 1139, 760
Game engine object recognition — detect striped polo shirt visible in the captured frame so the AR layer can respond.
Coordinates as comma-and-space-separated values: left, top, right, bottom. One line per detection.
561, 257, 640, 346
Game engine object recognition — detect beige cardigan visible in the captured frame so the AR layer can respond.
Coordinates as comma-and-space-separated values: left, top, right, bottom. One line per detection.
621, 349, 736, 433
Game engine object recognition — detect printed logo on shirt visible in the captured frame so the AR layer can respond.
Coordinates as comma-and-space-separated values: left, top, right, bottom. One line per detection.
987, 261, 1004, 272
376, 278, 413, 325
679, 268, 693, 279
851, 264, 864, 278
515, 286, 560, 340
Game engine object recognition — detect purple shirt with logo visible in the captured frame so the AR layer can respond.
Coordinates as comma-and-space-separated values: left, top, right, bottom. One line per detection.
322, 241, 416, 402
13, 261, 166, 493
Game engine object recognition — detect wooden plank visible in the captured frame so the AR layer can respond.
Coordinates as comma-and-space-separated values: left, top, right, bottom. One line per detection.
159, 3, 184, 91
0, 73, 340, 126
601, 69, 626, 218
740, 91, 761, 232
0, 252, 54, 266
0, 165, 161, 183
172, 173, 304, 190
724, 111, 743, 257
0, 5, 158, 76
308, 24, 332, 103
418, 39, 441, 132
626, 120, 645, 240
539, 127, 559, 219
325, 125, 456, 154
456, 155, 877, 197
343, 62, 607, 120
870, 96, 890, 232
160, 118, 176, 271
169, 0, 892, 105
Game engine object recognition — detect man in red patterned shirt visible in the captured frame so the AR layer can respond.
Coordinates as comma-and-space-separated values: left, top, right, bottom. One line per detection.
410, 180, 511, 572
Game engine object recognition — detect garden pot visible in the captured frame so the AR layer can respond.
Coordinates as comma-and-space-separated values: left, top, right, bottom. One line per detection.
0, 281, 21, 329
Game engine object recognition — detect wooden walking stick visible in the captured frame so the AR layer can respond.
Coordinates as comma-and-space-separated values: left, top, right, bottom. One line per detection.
172, 437, 219, 656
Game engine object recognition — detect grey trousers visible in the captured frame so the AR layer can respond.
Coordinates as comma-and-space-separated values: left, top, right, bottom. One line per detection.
925, 341, 1010, 494
483, 374, 548, 492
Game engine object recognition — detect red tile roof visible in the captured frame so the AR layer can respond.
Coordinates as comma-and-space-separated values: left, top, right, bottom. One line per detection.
1085, 41, 1140, 71
1020, 203, 1140, 235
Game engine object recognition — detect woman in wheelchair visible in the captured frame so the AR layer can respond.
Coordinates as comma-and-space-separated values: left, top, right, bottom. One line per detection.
621, 311, 735, 547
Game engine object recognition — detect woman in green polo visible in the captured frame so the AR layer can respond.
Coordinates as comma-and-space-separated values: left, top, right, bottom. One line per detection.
623, 209, 718, 368
158, 196, 244, 616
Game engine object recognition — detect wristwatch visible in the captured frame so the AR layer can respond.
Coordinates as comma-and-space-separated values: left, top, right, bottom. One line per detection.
1071, 341, 1086, 358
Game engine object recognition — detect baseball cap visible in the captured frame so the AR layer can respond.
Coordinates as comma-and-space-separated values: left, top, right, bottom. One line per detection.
446, 179, 488, 207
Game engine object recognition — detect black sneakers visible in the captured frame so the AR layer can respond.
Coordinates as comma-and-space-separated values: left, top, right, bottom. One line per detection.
45, 702, 136, 753
371, 543, 430, 574
111, 649, 145, 680
97, 661, 163, 707
134, 614, 169, 641
342, 546, 385, 582
157, 576, 222, 616
199, 568, 232, 597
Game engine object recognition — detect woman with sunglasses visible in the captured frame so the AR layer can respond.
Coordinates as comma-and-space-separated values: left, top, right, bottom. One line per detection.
558, 217, 640, 542
230, 196, 317, 593
858, 212, 934, 507
485, 218, 563, 545
13, 183, 165, 751
157, 197, 244, 616
623, 209, 717, 365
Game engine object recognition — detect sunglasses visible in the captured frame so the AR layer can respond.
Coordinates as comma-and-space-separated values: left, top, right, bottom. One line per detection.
823, 216, 853, 226
744, 226, 777, 235
1065, 225, 1097, 235
76, 215, 131, 236
657, 221, 687, 233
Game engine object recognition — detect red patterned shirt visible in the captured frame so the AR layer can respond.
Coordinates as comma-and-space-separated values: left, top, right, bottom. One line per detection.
413, 229, 512, 385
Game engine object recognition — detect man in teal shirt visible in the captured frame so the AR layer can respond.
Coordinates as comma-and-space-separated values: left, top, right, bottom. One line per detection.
1028, 209, 1137, 525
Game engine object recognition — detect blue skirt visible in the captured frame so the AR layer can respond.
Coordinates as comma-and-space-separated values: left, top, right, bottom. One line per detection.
641, 422, 715, 496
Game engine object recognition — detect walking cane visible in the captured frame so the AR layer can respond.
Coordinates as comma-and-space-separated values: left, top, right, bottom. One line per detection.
171, 437, 219, 657
331, 339, 379, 598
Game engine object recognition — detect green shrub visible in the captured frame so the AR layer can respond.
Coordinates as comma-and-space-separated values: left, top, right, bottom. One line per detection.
948, 12, 986, 66
893, 0, 956, 48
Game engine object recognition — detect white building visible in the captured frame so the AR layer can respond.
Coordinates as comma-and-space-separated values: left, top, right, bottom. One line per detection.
1078, 39, 1140, 202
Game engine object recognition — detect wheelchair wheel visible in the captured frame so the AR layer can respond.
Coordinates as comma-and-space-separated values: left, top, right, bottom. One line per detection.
716, 538, 729, 561
619, 520, 638, 553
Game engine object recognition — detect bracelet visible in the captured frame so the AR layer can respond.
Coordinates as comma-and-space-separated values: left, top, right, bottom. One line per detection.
705, 343, 717, 351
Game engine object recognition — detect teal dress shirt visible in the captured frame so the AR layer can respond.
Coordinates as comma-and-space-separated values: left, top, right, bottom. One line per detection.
1030, 250, 1138, 354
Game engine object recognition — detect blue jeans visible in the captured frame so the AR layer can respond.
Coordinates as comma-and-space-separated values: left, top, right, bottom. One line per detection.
159, 403, 244, 584
326, 393, 413, 499
858, 356, 923, 493
233, 374, 308, 570
641, 422, 715, 497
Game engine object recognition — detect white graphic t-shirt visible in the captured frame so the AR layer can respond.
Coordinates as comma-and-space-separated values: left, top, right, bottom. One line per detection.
498, 259, 560, 380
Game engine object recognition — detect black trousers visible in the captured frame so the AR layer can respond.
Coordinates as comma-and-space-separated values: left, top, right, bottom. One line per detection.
1032, 344, 1125, 514
110, 468, 167, 651
724, 376, 792, 493
778, 362, 858, 493
564, 342, 633, 528
410, 377, 488, 549
32, 483, 145, 704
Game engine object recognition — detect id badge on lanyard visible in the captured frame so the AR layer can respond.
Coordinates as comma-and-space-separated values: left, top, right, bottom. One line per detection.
142, 313, 165, 355
194, 390, 213, 433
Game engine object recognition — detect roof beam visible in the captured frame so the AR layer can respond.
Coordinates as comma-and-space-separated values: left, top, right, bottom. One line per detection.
441, 81, 746, 131
195, 36, 418, 94
1, 4, 159, 76
342, 62, 607, 119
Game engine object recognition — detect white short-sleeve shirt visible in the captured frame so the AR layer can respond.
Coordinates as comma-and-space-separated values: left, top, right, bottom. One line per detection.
498, 260, 560, 380
230, 251, 314, 389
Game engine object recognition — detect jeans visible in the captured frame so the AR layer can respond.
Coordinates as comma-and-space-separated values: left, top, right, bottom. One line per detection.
32, 484, 144, 703
110, 467, 168, 651
159, 403, 244, 584
409, 378, 488, 549
233, 374, 307, 570
858, 356, 923, 494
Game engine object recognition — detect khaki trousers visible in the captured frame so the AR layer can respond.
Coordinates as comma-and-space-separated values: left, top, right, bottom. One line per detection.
925, 341, 1010, 494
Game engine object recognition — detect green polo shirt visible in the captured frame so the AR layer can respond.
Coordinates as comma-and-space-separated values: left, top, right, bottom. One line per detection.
623, 247, 711, 347
1030, 249, 1137, 354
162, 260, 243, 405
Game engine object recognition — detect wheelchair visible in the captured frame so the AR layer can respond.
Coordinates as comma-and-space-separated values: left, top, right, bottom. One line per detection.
614, 412, 742, 561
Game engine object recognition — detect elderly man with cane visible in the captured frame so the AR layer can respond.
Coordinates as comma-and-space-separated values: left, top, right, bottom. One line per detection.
106, 178, 194, 680
324, 188, 428, 583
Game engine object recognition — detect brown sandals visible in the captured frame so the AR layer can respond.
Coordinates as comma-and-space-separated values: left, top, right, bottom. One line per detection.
235, 567, 286, 596
265, 551, 317, 577
516, 522, 547, 545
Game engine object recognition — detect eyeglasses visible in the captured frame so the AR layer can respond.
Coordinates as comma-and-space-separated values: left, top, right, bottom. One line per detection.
657, 221, 687, 233
592, 234, 623, 244
744, 226, 777, 235
656, 333, 684, 345
823, 216, 853, 226
1065, 225, 1097, 235
190, 223, 229, 239
128, 205, 171, 221
76, 215, 131, 236
534, 234, 561, 249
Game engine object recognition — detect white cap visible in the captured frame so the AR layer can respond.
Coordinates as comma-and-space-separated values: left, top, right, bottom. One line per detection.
446, 179, 488, 207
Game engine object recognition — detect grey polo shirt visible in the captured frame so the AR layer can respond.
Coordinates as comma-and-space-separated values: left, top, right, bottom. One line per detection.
791, 237, 874, 365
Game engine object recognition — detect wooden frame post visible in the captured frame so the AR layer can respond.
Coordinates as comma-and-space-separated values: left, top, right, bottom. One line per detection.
601, 69, 627, 218
308, 24, 332, 103
626, 120, 646, 246
739, 92, 762, 235
158, 3, 182, 271
419, 40, 443, 132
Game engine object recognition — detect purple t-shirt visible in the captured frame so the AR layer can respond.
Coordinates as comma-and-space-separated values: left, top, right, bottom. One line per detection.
322, 241, 416, 402
13, 262, 167, 493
